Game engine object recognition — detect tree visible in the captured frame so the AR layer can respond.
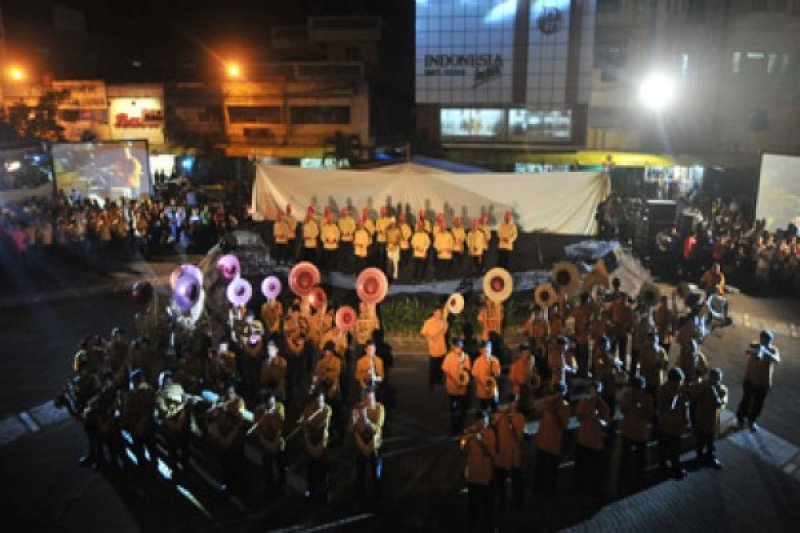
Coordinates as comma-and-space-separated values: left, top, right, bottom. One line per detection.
1, 90, 68, 142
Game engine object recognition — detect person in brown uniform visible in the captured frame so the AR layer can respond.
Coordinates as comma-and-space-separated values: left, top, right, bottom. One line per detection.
248, 391, 286, 493
619, 375, 655, 486
259, 340, 288, 401
299, 389, 333, 502
736, 330, 780, 432
496, 211, 517, 270
656, 368, 689, 479
119, 369, 156, 472
461, 410, 497, 527
442, 338, 471, 434
351, 388, 386, 499
534, 381, 571, 494
472, 340, 502, 412
260, 296, 284, 339
509, 343, 541, 415
691, 367, 727, 469
420, 306, 449, 389
355, 340, 385, 393
493, 396, 526, 510
571, 293, 593, 378
575, 381, 611, 493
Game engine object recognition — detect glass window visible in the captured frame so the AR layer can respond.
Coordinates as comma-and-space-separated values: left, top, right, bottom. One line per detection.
732, 52, 741, 74
508, 109, 571, 140
290, 106, 350, 124
681, 54, 690, 79
767, 52, 778, 75
227, 106, 282, 124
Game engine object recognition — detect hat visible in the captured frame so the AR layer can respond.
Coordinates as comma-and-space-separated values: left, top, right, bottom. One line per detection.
452, 337, 464, 347
760, 329, 774, 342
341, 206, 349, 215
381, 206, 388, 215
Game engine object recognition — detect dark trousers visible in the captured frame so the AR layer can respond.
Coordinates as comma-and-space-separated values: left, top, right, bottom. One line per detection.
495, 467, 523, 509
658, 432, 683, 475
451, 252, 464, 278
323, 249, 338, 272
428, 356, 443, 388
467, 482, 494, 526
498, 249, 510, 270
478, 397, 499, 413
263, 450, 286, 490
449, 394, 468, 434
575, 444, 604, 492
355, 452, 383, 498
413, 258, 427, 281
471, 255, 483, 277
435, 258, 450, 280
535, 449, 560, 493
221, 445, 247, 494
575, 343, 589, 378
695, 431, 717, 461
613, 333, 628, 369
339, 242, 354, 272
303, 247, 318, 264
736, 380, 769, 423
274, 243, 288, 264
620, 437, 648, 485
307, 456, 330, 502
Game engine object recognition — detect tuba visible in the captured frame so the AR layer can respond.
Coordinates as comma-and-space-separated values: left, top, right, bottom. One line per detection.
335, 305, 357, 331
551, 261, 580, 296
289, 261, 321, 297
483, 267, 513, 303
308, 285, 327, 310
356, 268, 389, 304
447, 292, 465, 315
638, 282, 662, 308
534, 283, 557, 309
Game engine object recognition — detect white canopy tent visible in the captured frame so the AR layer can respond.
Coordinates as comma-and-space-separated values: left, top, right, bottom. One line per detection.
251, 162, 610, 235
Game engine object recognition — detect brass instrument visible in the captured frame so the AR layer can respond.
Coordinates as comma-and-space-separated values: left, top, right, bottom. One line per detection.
638, 282, 661, 308
457, 355, 470, 387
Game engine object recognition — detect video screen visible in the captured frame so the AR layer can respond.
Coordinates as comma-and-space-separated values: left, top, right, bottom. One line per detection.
52, 141, 151, 202
441, 108, 505, 138
756, 153, 800, 232
508, 109, 572, 140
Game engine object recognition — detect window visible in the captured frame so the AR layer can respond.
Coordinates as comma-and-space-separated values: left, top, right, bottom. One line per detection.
681, 53, 690, 79
508, 109, 572, 140
767, 53, 778, 75
227, 106, 282, 124
732, 52, 741, 74
290, 106, 350, 124
597, 0, 621, 13
781, 54, 791, 74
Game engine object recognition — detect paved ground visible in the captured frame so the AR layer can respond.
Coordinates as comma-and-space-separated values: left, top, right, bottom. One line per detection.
1, 249, 799, 532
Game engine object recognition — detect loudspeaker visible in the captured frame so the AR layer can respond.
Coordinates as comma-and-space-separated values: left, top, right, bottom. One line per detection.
645, 200, 677, 225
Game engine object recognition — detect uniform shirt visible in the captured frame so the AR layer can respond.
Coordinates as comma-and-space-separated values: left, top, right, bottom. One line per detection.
318, 327, 348, 355
301, 402, 332, 458
463, 423, 497, 485
466, 228, 488, 257
654, 305, 675, 344
656, 382, 688, 436
690, 381, 728, 434
375, 216, 391, 243
386, 225, 402, 253
314, 354, 343, 395
338, 215, 356, 242
479, 223, 491, 243
619, 388, 654, 442
355, 355, 385, 388
320, 221, 340, 250
744, 343, 780, 387
433, 229, 455, 259
411, 230, 431, 259
260, 300, 283, 334
451, 225, 466, 253
639, 344, 668, 390
509, 356, 540, 395
354, 312, 379, 345
471, 354, 501, 400
284, 214, 297, 239
572, 306, 592, 345
353, 227, 371, 257
576, 395, 610, 451
420, 314, 448, 357
273, 219, 290, 244
497, 221, 518, 251
399, 222, 412, 250
493, 409, 526, 470
353, 402, 386, 457
442, 350, 471, 396
477, 301, 503, 341
252, 402, 285, 453
363, 217, 376, 236
259, 356, 288, 392
535, 395, 571, 456
701, 270, 726, 295
303, 218, 320, 248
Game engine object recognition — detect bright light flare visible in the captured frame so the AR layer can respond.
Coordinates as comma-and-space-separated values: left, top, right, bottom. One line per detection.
639, 73, 676, 111
7, 66, 26, 82
226, 63, 242, 78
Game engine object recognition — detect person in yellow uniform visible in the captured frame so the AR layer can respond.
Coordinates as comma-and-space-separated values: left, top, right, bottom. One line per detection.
472, 340, 501, 412
411, 219, 431, 282
374, 206, 391, 271
320, 208, 340, 271
354, 301, 380, 355
451, 215, 467, 278
441, 338, 471, 434
385, 216, 402, 280
467, 217, 488, 277
420, 306, 449, 390
497, 210, 517, 270
351, 388, 386, 498
493, 397, 526, 510
417, 208, 432, 234
353, 217, 372, 273
338, 206, 356, 272
299, 388, 333, 502
509, 343, 541, 414
398, 212, 413, 274
302, 205, 320, 264
433, 218, 454, 279
284, 204, 298, 261
361, 206, 375, 237
259, 340, 288, 400
273, 209, 291, 265
260, 296, 283, 338
479, 213, 492, 266
461, 409, 497, 527
477, 297, 504, 342
355, 339, 385, 393
248, 391, 286, 493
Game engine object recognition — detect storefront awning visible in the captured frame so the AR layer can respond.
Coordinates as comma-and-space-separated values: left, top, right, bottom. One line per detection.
224, 145, 326, 159
525, 150, 677, 167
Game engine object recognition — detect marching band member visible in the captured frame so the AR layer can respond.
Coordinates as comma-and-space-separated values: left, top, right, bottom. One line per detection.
591, 335, 622, 418
509, 343, 541, 414
411, 219, 431, 282
676, 338, 709, 385
353, 216, 372, 273
656, 368, 689, 479
354, 301, 380, 357
82, 372, 121, 470
461, 410, 497, 527
398, 212, 413, 273
575, 381, 610, 493
610, 293, 634, 372
355, 340, 385, 393
691, 367, 727, 469
534, 381, 571, 494
284, 204, 298, 260
524, 306, 550, 368
630, 311, 654, 378
361, 206, 376, 237
338, 206, 356, 270
210, 383, 248, 494
571, 293, 593, 378
155, 371, 191, 471
479, 213, 492, 256
493, 396, 526, 510
467, 217, 488, 276
119, 369, 157, 472
433, 217, 454, 279
736, 330, 780, 432
472, 340, 501, 412
420, 306, 449, 390
352, 388, 386, 498
249, 391, 287, 493
320, 208, 340, 271
259, 340, 288, 400
302, 205, 320, 263
375, 206, 391, 270
654, 294, 677, 355
451, 215, 467, 278
273, 208, 290, 265
619, 375, 654, 486
639, 331, 669, 399
476, 297, 504, 342
313, 342, 343, 400
260, 294, 284, 338
548, 336, 576, 391
106, 327, 130, 390
441, 338, 471, 434
385, 216, 402, 280
241, 331, 264, 403
497, 211, 517, 270
299, 388, 333, 502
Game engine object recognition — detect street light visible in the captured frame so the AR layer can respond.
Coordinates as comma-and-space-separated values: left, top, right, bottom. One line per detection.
226, 63, 242, 78
7, 66, 26, 82
639, 72, 676, 112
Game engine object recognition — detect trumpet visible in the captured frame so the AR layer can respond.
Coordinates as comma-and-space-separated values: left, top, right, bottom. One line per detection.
485, 375, 497, 396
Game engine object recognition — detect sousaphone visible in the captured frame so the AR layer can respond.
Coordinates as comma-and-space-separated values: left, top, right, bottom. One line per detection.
308, 285, 327, 310
289, 261, 321, 297
335, 305, 357, 331
483, 267, 513, 303
356, 267, 389, 304
551, 261, 580, 296
447, 292, 465, 314
534, 283, 557, 309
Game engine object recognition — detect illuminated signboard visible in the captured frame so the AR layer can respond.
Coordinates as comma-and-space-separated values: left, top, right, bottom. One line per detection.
508, 109, 572, 140
108, 97, 164, 145
441, 109, 505, 138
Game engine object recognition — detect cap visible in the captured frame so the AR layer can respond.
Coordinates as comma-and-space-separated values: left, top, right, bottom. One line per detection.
760, 329, 774, 342
481, 213, 489, 223
471, 217, 479, 227
341, 206, 349, 215
436, 212, 444, 220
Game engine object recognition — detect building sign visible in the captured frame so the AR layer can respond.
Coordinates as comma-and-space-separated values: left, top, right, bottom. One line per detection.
53, 80, 107, 109
108, 93, 164, 145
423, 54, 505, 88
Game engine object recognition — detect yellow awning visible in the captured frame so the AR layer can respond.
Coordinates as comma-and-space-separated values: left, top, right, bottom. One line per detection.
224, 145, 326, 159
529, 150, 676, 167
